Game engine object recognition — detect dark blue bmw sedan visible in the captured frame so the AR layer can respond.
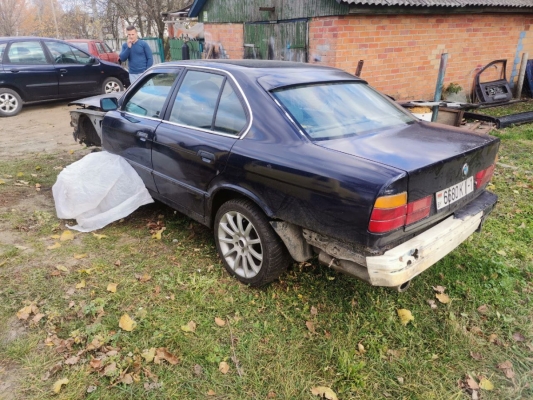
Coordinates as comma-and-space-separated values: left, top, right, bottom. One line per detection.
0, 37, 129, 117
71, 60, 499, 290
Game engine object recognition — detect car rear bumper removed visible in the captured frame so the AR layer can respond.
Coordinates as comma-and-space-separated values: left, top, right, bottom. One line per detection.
308, 191, 497, 287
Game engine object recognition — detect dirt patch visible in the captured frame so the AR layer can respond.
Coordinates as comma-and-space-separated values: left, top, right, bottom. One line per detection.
0, 100, 85, 160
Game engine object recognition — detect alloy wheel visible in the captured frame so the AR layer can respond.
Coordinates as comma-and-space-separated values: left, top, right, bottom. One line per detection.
0, 93, 19, 114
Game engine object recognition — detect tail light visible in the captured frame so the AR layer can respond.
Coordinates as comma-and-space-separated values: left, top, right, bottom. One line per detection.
475, 164, 495, 189
369, 192, 432, 233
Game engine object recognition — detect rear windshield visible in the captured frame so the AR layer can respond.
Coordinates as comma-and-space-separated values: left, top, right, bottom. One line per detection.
272, 82, 414, 140
74, 42, 89, 52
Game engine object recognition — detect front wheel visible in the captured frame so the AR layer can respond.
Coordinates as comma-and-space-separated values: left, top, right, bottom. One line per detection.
0, 88, 23, 117
102, 77, 124, 94
214, 199, 290, 287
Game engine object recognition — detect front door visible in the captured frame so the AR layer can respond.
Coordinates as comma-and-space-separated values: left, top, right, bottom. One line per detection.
244, 19, 307, 62
44, 41, 103, 97
102, 71, 182, 192
152, 69, 248, 221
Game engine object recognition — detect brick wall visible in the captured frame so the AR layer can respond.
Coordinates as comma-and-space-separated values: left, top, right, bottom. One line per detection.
203, 23, 244, 59
310, 14, 533, 100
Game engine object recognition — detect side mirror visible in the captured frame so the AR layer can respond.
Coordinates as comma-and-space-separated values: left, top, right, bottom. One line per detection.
100, 97, 119, 111
88, 56, 97, 64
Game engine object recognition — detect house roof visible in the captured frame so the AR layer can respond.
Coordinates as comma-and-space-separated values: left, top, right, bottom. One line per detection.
339, 0, 533, 6
188, 0, 533, 17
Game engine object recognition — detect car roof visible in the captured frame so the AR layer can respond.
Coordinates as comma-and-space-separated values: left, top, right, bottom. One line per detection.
156, 60, 365, 91
66, 39, 100, 43
0, 36, 69, 42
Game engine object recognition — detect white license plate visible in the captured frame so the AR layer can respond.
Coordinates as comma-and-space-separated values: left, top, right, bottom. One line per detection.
435, 176, 474, 210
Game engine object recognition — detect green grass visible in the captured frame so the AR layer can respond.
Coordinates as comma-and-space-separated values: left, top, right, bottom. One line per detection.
1, 113, 532, 399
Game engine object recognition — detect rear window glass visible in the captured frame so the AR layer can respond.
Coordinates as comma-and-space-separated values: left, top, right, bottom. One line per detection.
74, 42, 89, 52
272, 82, 414, 140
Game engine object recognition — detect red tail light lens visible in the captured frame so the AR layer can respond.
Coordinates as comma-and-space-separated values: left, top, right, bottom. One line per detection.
406, 196, 432, 225
369, 193, 432, 233
475, 164, 495, 189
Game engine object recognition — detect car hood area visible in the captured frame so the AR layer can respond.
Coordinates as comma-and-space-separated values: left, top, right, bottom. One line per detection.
313, 121, 498, 172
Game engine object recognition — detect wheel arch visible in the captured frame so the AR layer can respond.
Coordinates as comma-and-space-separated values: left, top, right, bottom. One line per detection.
0, 85, 26, 102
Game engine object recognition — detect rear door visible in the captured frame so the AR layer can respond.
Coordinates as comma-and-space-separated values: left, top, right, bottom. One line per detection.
102, 70, 182, 192
152, 69, 248, 220
3, 40, 57, 100
95, 42, 110, 62
44, 41, 102, 97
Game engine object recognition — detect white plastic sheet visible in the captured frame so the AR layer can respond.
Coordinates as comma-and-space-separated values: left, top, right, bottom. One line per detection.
52, 151, 153, 232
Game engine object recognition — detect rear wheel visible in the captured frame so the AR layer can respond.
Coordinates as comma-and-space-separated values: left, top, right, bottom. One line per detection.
214, 199, 290, 287
102, 78, 123, 94
0, 88, 23, 117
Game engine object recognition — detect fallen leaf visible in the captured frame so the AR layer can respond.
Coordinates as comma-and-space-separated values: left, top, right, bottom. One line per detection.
141, 348, 156, 363
55, 265, 69, 272
193, 364, 203, 376
60, 230, 75, 242
358, 343, 366, 354
427, 299, 437, 309
107, 283, 118, 293
496, 250, 507, 256
181, 320, 196, 333
32, 313, 45, 323
397, 309, 414, 326
50, 234, 61, 239
465, 375, 479, 390
267, 391, 276, 398
47, 242, 61, 250
76, 280, 86, 289
119, 373, 134, 385
311, 306, 318, 315
498, 361, 515, 379
397, 377, 404, 384
154, 348, 179, 365
432, 285, 446, 293
219, 361, 230, 374
119, 314, 136, 332
86, 385, 97, 393
92, 233, 108, 240
479, 378, 494, 390
135, 273, 152, 282
89, 359, 102, 370
512, 332, 525, 342
114, 260, 121, 266
306, 320, 316, 333
488, 333, 499, 344
470, 352, 483, 360
52, 378, 69, 394
64, 356, 80, 365
104, 362, 117, 376
16, 305, 33, 320
215, 317, 226, 327
477, 304, 488, 314
73, 253, 87, 259
152, 227, 166, 240
207, 389, 216, 396
436, 293, 450, 304
310, 386, 338, 400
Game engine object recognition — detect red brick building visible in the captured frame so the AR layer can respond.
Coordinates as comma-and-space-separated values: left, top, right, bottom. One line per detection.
188, 0, 533, 100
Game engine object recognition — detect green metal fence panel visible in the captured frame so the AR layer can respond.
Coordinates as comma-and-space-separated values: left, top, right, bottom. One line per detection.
143, 37, 165, 64
169, 39, 203, 61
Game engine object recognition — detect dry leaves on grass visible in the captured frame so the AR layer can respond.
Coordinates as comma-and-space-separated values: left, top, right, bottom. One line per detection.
119, 314, 136, 332
181, 321, 197, 333
52, 378, 69, 394
310, 386, 338, 400
154, 348, 179, 365
219, 361, 230, 374
47, 242, 61, 250
397, 309, 414, 326
306, 321, 316, 334
107, 283, 118, 293
151, 227, 166, 240
135, 273, 152, 282
60, 230, 75, 241
497, 361, 515, 379
16, 303, 39, 320
215, 317, 226, 327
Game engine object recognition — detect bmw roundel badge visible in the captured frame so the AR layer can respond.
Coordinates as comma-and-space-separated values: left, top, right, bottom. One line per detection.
462, 163, 469, 176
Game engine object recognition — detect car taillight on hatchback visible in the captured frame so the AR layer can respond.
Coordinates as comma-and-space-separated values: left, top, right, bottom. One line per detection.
369, 192, 432, 233
475, 164, 495, 189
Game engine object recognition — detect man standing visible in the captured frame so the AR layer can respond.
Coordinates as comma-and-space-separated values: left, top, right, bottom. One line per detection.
119, 26, 153, 84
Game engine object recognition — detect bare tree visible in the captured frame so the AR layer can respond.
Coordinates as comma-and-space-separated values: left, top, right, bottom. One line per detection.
0, 0, 27, 36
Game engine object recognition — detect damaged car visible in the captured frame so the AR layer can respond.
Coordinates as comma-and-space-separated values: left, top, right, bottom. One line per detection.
70, 60, 499, 289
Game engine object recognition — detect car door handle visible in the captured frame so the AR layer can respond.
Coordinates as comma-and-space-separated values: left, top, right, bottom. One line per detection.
9, 69, 20, 73
198, 150, 215, 163
136, 131, 150, 141
60, 69, 68, 73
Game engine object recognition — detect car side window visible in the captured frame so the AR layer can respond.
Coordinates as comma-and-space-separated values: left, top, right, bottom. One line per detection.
95, 42, 105, 54
6, 41, 48, 64
45, 41, 92, 64
169, 71, 224, 130
214, 82, 247, 135
123, 73, 179, 118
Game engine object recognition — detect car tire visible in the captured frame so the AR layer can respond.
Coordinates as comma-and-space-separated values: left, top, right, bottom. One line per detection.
102, 78, 123, 94
214, 198, 290, 287
0, 88, 23, 117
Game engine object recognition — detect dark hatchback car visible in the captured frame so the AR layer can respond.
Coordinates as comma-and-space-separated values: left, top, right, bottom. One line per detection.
71, 60, 499, 290
0, 37, 129, 117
